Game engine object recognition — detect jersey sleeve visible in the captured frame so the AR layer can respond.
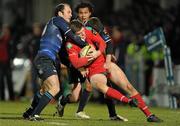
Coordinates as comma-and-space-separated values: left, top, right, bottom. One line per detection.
53, 17, 86, 48
66, 42, 88, 68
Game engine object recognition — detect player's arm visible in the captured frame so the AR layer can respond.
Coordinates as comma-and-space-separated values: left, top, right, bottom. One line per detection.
100, 32, 114, 55
53, 17, 86, 48
90, 31, 106, 53
101, 32, 114, 69
98, 26, 114, 69
86, 30, 106, 59
86, 17, 114, 61
66, 42, 90, 68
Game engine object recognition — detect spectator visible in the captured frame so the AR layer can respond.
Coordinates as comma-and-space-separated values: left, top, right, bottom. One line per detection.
0, 24, 15, 101
112, 26, 129, 72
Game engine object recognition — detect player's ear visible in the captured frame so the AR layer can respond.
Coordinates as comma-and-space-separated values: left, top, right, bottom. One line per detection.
58, 11, 63, 17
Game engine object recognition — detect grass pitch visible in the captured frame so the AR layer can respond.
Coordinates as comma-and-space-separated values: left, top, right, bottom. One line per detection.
0, 101, 180, 126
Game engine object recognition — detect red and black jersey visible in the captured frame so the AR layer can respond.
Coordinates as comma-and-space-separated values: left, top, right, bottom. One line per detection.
66, 28, 107, 77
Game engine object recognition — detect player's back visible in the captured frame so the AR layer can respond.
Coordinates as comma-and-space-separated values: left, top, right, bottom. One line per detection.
38, 17, 63, 61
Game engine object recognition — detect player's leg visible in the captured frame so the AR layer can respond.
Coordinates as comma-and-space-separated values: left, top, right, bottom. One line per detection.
22, 89, 43, 119
55, 67, 72, 117
0, 66, 5, 100
55, 50, 74, 116
75, 79, 91, 119
76, 76, 128, 121
109, 62, 163, 122
24, 56, 60, 121
30, 75, 59, 121
90, 74, 136, 106
23, 63, 44, 119
69, 83, 82, 102
105, 81, 128, 121
58, 72, 91, 119
56, 66, 83, 117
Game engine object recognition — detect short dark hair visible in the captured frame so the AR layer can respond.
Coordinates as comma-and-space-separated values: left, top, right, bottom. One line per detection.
70, 20, 83, 33
86, 17, 104, 33
75, 2, 94, 13
54, 3, 69, 16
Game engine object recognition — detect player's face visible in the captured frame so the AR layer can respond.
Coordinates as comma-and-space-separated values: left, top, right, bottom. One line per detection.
76, 27, 86, 41
77, 7, 91, 23
62, 5, 72, 22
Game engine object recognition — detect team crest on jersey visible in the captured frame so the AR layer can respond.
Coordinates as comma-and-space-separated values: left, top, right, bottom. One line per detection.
38, 69, 43, 75
66, 43, 72, 49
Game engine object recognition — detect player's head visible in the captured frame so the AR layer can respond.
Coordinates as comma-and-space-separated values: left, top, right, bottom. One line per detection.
1, 23, 11, 35
86, 17, 104, 33
54, 3, 72, 22
75, 2, 94, 23
70, 20, 86, 41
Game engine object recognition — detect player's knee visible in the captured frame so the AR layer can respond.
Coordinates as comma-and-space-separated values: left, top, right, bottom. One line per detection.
96, 84, 108, 94
51, 84, 60, 95
70, 95, 79, 102
86, 83, 92, 92
40, 88, 45, 94
126, 83, 138, 94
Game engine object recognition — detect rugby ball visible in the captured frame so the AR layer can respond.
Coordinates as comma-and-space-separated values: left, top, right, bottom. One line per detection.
80, 45, 92, 57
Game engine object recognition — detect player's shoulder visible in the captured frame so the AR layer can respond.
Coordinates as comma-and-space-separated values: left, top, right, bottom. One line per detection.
66, 40, 78, 50
84, 28, 91, 34
84, 27, 98, 36
53, 16, 63, 22
66, 42, 73, 50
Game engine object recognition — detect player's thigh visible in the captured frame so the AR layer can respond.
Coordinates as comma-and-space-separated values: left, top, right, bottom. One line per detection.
109, 63, 137, 94
44, 75, 60, 88
90, 74, 108, 93
70, 83, 82, 102
85, 79, 92, 92
34, 56, 60, 94
109, 63, 130, 85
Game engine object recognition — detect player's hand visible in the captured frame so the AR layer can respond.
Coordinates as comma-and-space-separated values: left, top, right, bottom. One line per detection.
104, 61, 111, 70
87, 50, 101, 59
79, 68, 89, 77
86, 55, 94, 62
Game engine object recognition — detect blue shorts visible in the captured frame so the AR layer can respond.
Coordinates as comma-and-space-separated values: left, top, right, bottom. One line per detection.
33, 55, 60, 81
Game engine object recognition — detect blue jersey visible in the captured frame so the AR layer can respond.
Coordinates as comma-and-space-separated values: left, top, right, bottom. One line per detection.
38, 16, 86, 61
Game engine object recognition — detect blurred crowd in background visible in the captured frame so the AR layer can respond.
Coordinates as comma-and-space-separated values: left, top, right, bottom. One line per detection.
0, 0, 180, 107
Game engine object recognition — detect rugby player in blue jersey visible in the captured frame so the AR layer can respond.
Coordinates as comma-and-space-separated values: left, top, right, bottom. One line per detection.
22, 3, 92, 121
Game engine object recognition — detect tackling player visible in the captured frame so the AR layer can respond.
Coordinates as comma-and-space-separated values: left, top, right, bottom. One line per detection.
22, 3, 88, 121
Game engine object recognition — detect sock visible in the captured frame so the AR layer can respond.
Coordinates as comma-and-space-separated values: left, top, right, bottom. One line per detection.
54, 91, 61, 101
77, 89, 90, 113
131, 94, 152, 117
25, 91, 42, 114
60, 94, 71, 106
31, 91, 53, 116
106, 87, 129, 103
104, 98, 116, 117
31, 91, 42, 109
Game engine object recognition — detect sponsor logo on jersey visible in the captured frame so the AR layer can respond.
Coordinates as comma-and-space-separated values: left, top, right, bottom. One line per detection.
66, 43, 72, 49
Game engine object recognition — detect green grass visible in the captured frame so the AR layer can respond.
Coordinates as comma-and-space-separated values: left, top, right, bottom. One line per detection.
0, 101, 180, 126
